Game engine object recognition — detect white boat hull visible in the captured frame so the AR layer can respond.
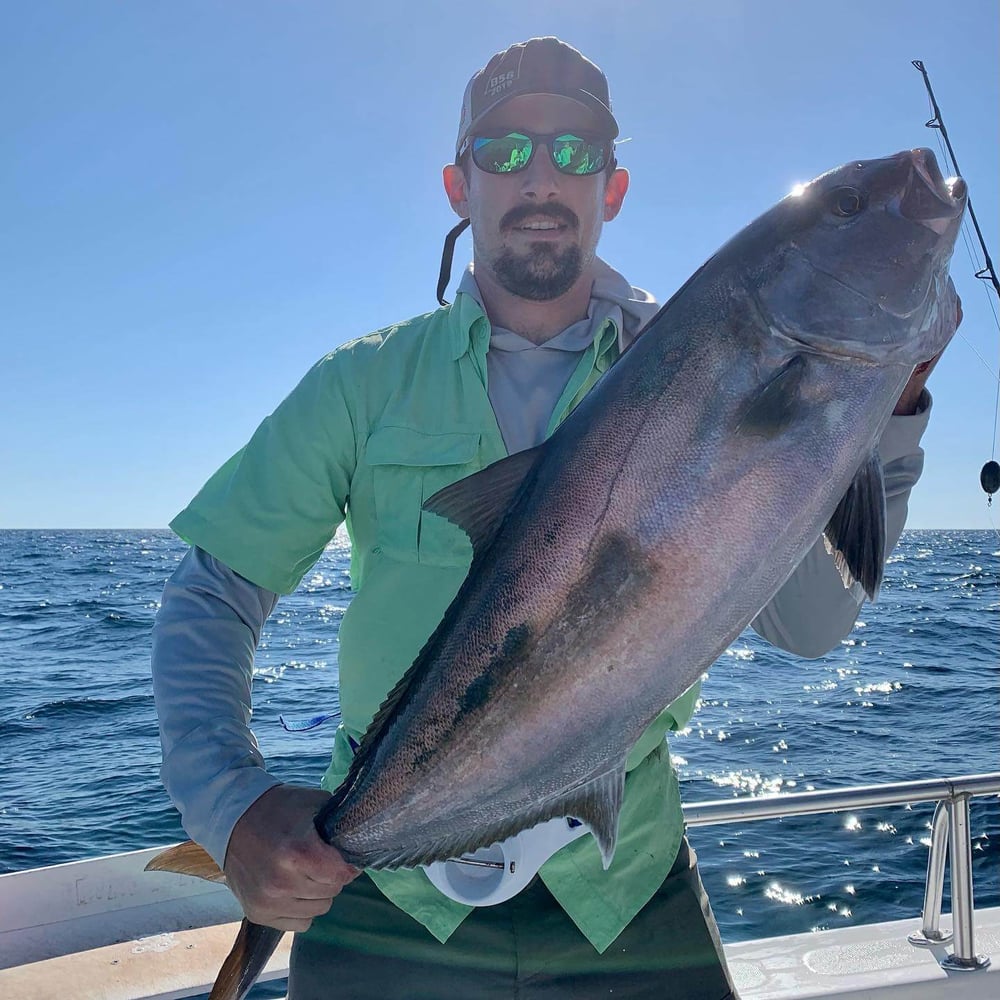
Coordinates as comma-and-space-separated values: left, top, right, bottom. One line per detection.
1, 846, 995, 999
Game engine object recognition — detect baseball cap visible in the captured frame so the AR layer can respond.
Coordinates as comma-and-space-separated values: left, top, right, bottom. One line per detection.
455, 37, 619, 158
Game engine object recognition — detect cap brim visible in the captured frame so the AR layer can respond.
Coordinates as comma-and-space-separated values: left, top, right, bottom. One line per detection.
457, 91, 619, 156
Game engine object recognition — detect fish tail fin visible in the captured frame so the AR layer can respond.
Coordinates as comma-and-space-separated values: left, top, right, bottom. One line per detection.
144, 840, 227, 884
209, 918, 285, 1000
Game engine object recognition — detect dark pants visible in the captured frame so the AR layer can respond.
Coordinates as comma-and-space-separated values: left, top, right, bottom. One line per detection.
288, 837, 738, 999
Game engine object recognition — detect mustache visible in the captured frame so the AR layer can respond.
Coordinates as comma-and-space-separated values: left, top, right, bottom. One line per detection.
501, 203, 579, 231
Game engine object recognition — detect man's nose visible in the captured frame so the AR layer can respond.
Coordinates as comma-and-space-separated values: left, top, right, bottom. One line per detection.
519, 143, 561, 199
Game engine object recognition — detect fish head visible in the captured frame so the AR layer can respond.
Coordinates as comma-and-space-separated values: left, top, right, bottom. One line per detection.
748, 148, 967, 365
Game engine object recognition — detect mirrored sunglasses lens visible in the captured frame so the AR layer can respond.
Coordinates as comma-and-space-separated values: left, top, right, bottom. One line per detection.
472, 133, 533, 173
552, 135, 607, 175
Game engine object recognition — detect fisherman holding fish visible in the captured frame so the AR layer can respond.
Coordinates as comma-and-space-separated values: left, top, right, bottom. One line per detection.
151, 36, 963, 1000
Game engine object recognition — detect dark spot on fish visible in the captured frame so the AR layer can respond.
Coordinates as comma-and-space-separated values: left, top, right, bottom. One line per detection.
459, 672, 494, 717
565, 532, 654, 626
502, 622, 531, 660
458, 623, 532, 716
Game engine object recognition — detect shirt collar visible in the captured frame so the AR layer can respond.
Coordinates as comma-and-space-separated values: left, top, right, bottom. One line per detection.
447, 266, 623, 365
447, 276, 489, 362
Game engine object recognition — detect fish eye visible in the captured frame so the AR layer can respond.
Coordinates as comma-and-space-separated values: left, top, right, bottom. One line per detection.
829, 187, 865, 218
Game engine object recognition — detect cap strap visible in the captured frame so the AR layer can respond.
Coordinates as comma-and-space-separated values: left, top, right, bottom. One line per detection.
437, 218, 472, 306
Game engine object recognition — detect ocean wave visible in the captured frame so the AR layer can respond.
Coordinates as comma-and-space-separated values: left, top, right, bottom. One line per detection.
16, 693, 154, 723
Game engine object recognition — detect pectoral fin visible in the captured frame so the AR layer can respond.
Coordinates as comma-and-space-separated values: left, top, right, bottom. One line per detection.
737, 356, 806, 437
823, 451, 887, 601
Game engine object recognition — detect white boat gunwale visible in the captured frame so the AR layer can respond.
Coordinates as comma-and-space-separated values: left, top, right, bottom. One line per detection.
2, 772, 997, 999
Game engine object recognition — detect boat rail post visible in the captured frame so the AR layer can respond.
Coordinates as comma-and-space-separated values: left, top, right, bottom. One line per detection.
908, 799, 953, 947
940, 792, 991, 971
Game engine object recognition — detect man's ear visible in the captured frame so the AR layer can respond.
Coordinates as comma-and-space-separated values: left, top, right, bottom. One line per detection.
443, 163, 470, 219
603, 167, 629, 222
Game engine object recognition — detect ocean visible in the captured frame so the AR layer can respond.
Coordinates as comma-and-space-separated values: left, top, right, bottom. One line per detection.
1, 527, 997, 952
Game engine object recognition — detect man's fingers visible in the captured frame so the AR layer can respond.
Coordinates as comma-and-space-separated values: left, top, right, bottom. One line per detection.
245, 892, 336, 930
276, 838, 360, 889
302, 859, 361, 888
295, 895, 338, 918
287, 872, 358, 897
272, 894, 335, 918
252, 913, 318, 933
258, 867, 357, 903
302, 872, 360, 893
222, 783, 360, 928
250, 837, 358, 900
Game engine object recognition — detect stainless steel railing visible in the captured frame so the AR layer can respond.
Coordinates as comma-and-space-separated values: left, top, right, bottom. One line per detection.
681, 771, 999, 971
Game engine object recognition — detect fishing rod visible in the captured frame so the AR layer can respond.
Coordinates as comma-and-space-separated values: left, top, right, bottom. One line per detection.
912, 60, 1000, 504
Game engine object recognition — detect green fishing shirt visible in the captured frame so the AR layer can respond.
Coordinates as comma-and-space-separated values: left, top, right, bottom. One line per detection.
171, 291, 700, 953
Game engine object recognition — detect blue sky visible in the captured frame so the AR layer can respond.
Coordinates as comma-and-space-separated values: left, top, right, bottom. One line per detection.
3, 0, 998, 529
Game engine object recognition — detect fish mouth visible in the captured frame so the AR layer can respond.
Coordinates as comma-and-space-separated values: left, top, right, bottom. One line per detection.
897, 148, 967, 233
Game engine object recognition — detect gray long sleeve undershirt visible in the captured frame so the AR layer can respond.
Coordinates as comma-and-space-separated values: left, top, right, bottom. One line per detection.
151, 549, 281, 865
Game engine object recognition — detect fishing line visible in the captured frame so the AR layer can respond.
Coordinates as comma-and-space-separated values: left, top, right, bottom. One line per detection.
927, 112, 1000, 381
913, 60, 1000, 504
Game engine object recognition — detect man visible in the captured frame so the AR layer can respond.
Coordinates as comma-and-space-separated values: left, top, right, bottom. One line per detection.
152, 37, 959, 999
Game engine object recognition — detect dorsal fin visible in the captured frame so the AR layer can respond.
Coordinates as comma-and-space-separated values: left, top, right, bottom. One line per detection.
422, 444, 545, 555
823, 450, 887, 600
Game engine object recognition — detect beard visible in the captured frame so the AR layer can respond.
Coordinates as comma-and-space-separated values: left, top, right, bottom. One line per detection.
485, 202, 587, 301
491, 242, 584, 301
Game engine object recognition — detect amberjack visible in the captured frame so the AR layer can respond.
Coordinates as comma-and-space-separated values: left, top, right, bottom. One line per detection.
148, 148, 966, 1000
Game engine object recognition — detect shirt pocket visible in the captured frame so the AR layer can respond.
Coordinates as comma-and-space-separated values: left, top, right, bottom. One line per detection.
366, 426, 481, 567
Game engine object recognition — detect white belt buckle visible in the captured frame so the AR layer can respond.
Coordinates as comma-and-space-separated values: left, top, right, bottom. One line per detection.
423, 817, 590, 906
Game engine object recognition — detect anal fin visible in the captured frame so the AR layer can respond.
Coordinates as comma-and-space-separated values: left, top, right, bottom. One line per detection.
350, 763, 628, 873
558, 765, 627, 870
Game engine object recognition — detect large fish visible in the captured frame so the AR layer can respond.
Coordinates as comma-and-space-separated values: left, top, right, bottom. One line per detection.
148, 148, 965, 1000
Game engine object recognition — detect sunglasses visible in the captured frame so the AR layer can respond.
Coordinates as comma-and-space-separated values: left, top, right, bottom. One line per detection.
466, 130, 613, 176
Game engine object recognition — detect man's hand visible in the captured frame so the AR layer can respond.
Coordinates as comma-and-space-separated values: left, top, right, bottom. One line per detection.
223, 784, 359, 931
894, 284, 963, 416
